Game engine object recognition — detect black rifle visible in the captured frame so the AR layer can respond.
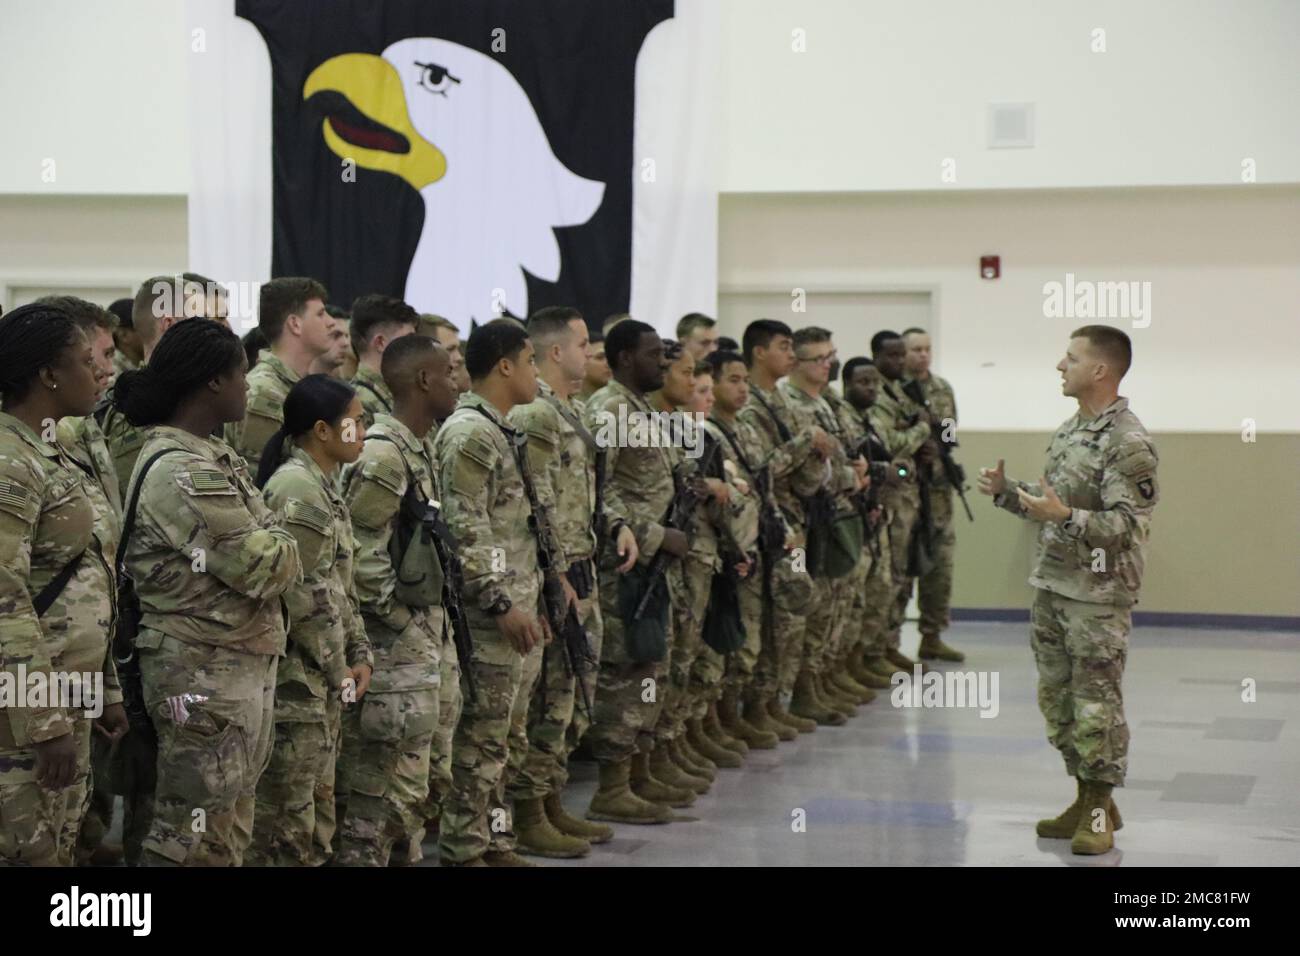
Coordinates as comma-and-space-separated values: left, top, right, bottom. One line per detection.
478, 409, 598, 719
901, 378, 975, 522
632, 430, 722, 622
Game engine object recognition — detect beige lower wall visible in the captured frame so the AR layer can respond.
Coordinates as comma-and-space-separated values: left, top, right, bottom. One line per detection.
950, 431, 1299, 618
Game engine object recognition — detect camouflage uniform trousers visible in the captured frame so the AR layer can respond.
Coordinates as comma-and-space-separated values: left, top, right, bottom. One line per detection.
586, 564, 678, 765
911, 486, 955, 638
657, 555, 716, 740
509, 583, 603, 801
1030, 589, 1131, 787
852, 526, 894, 661
247, 692, 342, 867
0, 711, 92, 866
804, 572, 855, 676
136, 630, 276, 866
883, 483, 921, 650
417, 634, 462, 831
437, 606, 544, 864
74, 733, 116, 863
769, 552, 816, 700
334, 608, 442, 868
729, 559, 770, 697
828, 548, 872, 665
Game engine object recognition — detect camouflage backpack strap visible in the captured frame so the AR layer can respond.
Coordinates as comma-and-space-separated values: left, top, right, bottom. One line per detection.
541, 391, 608, 542
116, 447, 192, 572
33, 552, 86, 618
750, 389, 793, 444
353, 379, 392, 413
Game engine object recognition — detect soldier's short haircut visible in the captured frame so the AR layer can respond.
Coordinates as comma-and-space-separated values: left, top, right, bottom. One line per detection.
258, 276, 329, 342
717, 335, 739, 352
870, 330, 902, 355
326, 304, 351, 320
108, 297, 134, 330
706, 349, 746, 381
527, 306, 583, 351
465, 317, 530, 381
662, 338, 684, 362
350, 294, 418, 356
693, 360, 712, 378
1072, 324, 1132, 378
604, 318, 657, 372
182, 272, 226, 301
33, 295, 116, 334
243, 326, 267, 370
901, 326, 928, 338
676, 312, 716, 340
602, 312, 632, 336
742, 319, 793, 365
589, 329, 604, 346
842, 355, 874, 387
381, 328, 440, 393
132, 275, 184, 345
792, 326, 832, 352
0, 302, 84, 402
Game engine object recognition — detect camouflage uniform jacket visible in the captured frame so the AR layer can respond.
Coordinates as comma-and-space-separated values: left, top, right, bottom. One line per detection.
908, 373, 957, 488
738, 381, 826, 532
869, 378, 930, 471
225, 350, 301, 476
784, 383, 858, 504
350, 363, 394, 430
434, 392, 542, 615
57, 413, 122, 521
995, 398, 1158, 607
0, 413, 121, 749
262, 447, 373, 709
124, 425, 301, 656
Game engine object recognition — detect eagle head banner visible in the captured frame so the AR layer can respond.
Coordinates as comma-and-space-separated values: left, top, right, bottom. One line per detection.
188, 0, 720, 336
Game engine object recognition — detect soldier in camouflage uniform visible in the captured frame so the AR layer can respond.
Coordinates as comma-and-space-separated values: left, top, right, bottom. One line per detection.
839, 359, 901, 686
868, 331, 936, 673
981, 326, 1157, 855
903, 328, 965, 662
337, 336, 458, 866
225, 277, 334, 475
507, 308, 639, 856
738, 320, 842, 729
582, 320, 691, 824
108, 297, 143, 389
115, 319, 301, 866
783, 328, 873, 718
248, 377, 375, 866
0, 304, 126, 866
434, 320, 546, 867
348, 294, 418, 428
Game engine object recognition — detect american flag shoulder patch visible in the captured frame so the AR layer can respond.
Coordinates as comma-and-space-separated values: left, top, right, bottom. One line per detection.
284, 499, 333, 535
0, 478, 33, 515
187, 469, 234, 494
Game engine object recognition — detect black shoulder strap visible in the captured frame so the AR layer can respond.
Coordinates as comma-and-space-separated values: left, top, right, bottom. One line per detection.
750, 389, 793, 444
33, 553, 85, 618
354, 380, 393, 413
709, 417, 756, 479
116, 447, 190, 572
540, 392, 598, 454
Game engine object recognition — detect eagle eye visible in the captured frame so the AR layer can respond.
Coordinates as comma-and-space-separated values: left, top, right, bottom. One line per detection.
415, 61, 460, 97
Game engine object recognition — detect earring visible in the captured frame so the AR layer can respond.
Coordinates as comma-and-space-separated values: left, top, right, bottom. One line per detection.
50, 382, 59, 390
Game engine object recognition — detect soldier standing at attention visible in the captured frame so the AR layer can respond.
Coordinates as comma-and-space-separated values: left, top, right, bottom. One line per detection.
980, 325, 1156, 856
422, 315, 471, 395
902, 327, 965, 662
579, 330, 610, 401
507, 307, 639, 858
248, 376, 375, 866
738, 320, 839, 729
868, 330, 937, 673
108, 298, 143, 384
0, 304, 127, 866
226, 276, 334, 475
348, 295, 418, 428
435, 319, 545, 867
102, 276, 217, 494
116, 319, 301, 866
582, 320, 688, 825
336, 335, 459, 866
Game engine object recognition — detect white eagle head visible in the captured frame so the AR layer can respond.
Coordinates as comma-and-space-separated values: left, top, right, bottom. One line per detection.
304, 37, 605, 332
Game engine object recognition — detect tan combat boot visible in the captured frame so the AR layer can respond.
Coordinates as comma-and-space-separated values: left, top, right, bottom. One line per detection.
1071, 781, 1118, 855
705, 700, 749, 756
664, 739, 714, 792
675, 731, 718, 780
849, 654, 893, 690
747, 694, 795, 742
1037, 777, 1123, 838
545, 792, 613, 844
815, 672, 858, 717
483, 850, 537, 867
791, 671, 846, 726
741, 693, 784, 746
767, 696, 816, 734
644, 745, 705, 800
886, 647, 934, 675
829, 667, 877, 705
586, 759, 673, 824
514, 797, 590, 859
862, 654, 897, 681
918, 632, 966, 662
688, 717, 743, 768
721, 690, 770, 749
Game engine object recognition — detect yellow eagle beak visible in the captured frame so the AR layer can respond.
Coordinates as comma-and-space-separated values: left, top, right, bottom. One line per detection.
303, 52, 446, 190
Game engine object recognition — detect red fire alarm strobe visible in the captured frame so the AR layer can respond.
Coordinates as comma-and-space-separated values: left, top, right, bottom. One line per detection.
980, 255, 1000, 279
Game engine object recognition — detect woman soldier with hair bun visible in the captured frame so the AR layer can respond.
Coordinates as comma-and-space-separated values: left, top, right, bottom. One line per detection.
0, 302, 126, 866
115, 318, 301, 867
246, 374, 373, 866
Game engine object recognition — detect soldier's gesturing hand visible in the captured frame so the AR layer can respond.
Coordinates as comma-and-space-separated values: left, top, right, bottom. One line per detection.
497, 606, 544, 655
34, 733, 77, 790
978, 458, 1007, 496
1016, 477, 1071, 523
348, 663, 373, 701
614, 525, 639, 573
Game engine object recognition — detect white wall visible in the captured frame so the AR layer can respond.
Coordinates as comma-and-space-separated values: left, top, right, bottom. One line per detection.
4, 0, 1298, 196
719, 185, 1300, 433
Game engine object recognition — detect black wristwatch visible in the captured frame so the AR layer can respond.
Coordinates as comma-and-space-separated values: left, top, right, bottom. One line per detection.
484, 595, 513, 617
